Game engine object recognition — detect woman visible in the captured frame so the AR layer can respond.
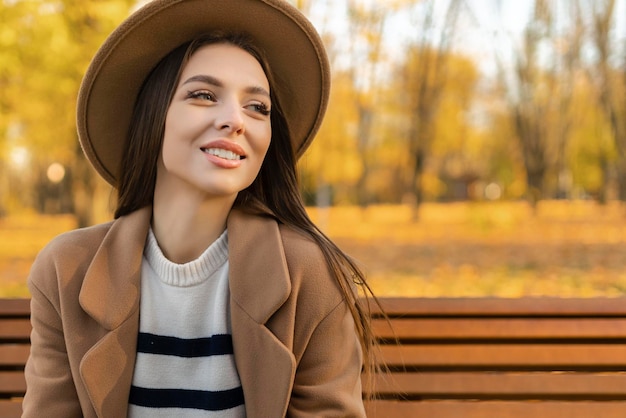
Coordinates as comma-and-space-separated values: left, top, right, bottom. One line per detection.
22, 0, 377, 417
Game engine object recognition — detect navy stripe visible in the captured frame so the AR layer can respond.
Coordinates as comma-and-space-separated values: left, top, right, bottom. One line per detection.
129, 385, 244, 411
136, 332, 234, 357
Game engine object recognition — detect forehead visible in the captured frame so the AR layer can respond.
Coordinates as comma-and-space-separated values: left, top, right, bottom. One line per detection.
179, 43, 270, 90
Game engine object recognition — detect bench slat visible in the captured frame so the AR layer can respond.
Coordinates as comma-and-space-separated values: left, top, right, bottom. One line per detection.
0, 319, 31, 340
380, 344, 626, 369
0, 371, 26, 395
0, 400, 22, 418
369, 297, 626, 317
365, 400, 626, 418
368, 372, 626, 399
372, 318, 626, 340
0, 345, 30, 367
0, 299, 29, 317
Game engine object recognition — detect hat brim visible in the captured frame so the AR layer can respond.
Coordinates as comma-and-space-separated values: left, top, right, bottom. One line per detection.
77, 0, 330, 186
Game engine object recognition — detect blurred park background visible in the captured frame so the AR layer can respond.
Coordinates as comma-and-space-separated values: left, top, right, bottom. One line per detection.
1, 0, 625, 298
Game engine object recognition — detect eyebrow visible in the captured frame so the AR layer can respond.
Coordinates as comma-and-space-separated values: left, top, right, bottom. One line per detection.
182, 74, 270, 99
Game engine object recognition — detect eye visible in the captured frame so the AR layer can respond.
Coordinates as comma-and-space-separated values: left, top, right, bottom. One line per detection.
246, 102, 271, 116
186, 90, 216, 101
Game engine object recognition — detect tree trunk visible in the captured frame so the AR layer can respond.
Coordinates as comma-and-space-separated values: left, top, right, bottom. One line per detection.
70, 146, 97, 228
355, 104, 374, 208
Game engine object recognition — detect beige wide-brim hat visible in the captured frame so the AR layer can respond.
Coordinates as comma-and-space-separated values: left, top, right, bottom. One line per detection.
77, 0, 330, 186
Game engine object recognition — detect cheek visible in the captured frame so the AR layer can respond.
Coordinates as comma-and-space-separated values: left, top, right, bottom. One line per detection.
250, 131, 271, 176
160, 113, 175, 156
160, 119, 188, 169
257, 125, 272, 155
162, 109, 182, 144
160, 109, 197, 159
160, 123, 175, 162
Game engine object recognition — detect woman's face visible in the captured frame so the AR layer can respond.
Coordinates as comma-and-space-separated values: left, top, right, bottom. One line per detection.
157, 43, 272, 202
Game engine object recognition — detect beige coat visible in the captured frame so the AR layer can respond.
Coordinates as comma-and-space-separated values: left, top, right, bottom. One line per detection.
22, 207, 365, 418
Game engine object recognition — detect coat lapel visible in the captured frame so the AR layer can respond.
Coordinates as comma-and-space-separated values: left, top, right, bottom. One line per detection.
78, 207, 151, 418
227, 208, 296, 418
75, 206, 294, 417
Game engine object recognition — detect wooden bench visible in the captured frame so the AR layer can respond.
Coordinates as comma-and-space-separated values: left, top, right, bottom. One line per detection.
0, 298, 29, 418
3, 297, 626, 417
365, 297, 626, 417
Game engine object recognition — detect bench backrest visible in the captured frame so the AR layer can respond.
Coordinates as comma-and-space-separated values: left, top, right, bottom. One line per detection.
0, 298, 30, 417
4, 297, 626, 418
365, 297, 626, 418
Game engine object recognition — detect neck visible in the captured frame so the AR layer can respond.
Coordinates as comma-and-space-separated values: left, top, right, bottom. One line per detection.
151, 189, 236, 264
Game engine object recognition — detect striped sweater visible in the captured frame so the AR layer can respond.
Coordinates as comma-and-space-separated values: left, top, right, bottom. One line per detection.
128, 229, 245, 417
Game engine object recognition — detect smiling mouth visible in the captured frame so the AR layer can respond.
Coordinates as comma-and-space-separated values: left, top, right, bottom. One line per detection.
201, 148, 245, 161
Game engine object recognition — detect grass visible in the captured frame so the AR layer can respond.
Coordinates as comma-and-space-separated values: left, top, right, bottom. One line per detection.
309, 200, 626, 298
0, 211, 77, 297
2, 200, 626, 298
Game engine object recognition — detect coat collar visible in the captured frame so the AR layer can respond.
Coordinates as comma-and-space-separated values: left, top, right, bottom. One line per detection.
77, 206, 295, 417
227, 207, 291, 324
79, 206, 151, 330
227, 207, 295, 417
78, 206, 151, 417
78, 205, 293, 328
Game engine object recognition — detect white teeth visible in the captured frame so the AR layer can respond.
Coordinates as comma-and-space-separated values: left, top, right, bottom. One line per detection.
203, 148, 242, 160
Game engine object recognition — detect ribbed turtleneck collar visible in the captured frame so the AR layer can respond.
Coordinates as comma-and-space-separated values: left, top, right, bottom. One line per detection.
143, 228, 229, 287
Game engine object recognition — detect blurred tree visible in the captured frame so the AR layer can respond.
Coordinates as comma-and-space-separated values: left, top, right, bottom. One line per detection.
4, 0, 623, 218
297, 0, 364, 207
496, 0, 582, 209
567, 78, 616, 201
402, 0, 463, 218
587, 0, 626, 200
1, 0, 134, 225
0, 1, 39, 215
431, 55, 481, 200
395, 48, 480, 202
552, 0, 584, 199
480, 107, 528, 200
301, 71, 362, 205
344, 0, 389, 207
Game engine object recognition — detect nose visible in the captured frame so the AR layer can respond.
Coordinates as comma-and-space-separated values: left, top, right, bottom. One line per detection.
215, 100, 245, 135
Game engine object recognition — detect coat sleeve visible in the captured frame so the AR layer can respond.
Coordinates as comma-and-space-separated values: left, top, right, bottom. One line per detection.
287, 299, 366, 418
22, 248, 83, 418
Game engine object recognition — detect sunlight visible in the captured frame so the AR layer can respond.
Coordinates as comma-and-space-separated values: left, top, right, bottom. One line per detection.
9, 147, 29, 170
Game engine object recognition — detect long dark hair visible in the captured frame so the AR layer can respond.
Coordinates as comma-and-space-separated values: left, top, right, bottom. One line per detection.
115, 32, 381, 387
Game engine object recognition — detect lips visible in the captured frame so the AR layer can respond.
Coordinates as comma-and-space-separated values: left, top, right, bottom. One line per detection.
202, 148, 242, 160
199, 139, 246, 161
